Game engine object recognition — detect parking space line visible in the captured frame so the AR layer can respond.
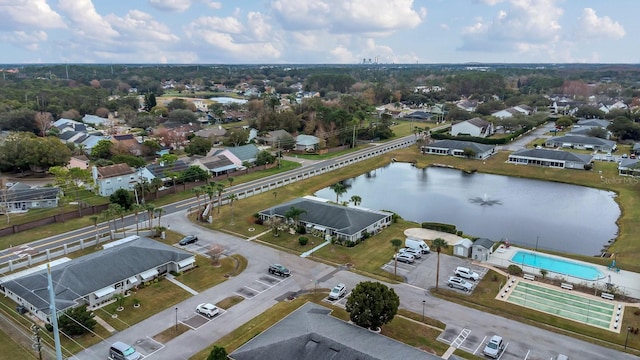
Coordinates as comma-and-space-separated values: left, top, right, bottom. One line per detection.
497, 343, 509, 360
473, 336, 486, 355
523, 349, 530, 359
142, 336, 165, 357
452, 328, 470, 348
244, 285, 261, 293
254, 279, 274, 286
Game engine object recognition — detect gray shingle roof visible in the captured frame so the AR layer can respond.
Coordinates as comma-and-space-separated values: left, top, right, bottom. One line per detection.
259, 198, 391, 236
473, 238, 495, 250
3, 184, 61, 202
426, 139, 495, 153
1, 237, 193, 315
546, 135, 615, 147
229, 302, 439, 360
146, 160, 189, 178
227, 144, 259, 162
510, 148, 593, 163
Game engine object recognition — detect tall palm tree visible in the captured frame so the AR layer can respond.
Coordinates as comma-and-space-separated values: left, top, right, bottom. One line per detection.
228, 177, 234, 187
350, 195, 362, 206
329, 182, 347, 203
89, 215, 99, 244
131, 203, 142, 235
390, 239, 402, 277
107, 203, 123, 235
432, 238, 449, 290
192, 186, 204, 211
227, 193, 238, 225
204, 183, 216, 217
145, 203, 156, 229
155, 207, 164, 227
284, 207, 307, 229
216, 182, 225, 214
150, 177, 163, 199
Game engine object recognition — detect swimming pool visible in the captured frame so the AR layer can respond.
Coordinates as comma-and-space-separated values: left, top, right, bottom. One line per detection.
510, 250, 604, 281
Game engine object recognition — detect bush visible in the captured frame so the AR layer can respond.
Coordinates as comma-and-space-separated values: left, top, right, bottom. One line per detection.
297, 225, 307, 234
254, 218, 263, 225
298, 236, 308, 246
507, 264, 523, 276
421, 222, 457, 234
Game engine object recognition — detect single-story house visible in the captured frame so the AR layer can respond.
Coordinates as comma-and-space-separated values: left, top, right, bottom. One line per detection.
92, 164, 138, 197
632, 143, 640, 156
402, 111, 433, 120
256, 130, 292, 148
82, 114, 108, 127
456, 99, 478, 112
544, 135, 616, 152
194, 126, 227, 140
421, 139, 496, 160
450, 117, 494, 138
618, 159, 640, 177
453, 238, 473, 258
491, 105, 535, 119
471, 238, 495, 262
111, 134, 144, 156
576, 119, 611, 128
0, 236, 195, 323
229, 302, 440, 360
207, 144, 259, 168
0, 183, 61, 213
67, 155, 90, 170
140, 160, 190, 183
258, 196, 393, 243
295, 134, 320, 152
191, 154, 237, 176
508, 149, 594, 170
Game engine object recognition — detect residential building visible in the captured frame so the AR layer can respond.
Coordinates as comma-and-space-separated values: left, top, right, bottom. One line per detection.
258, 196, 393, 244
207, 144, 260, 167
190, 154, 238, 176
508, 149, 594, 170
111, 134, 144, 156
421, 139, 496, 160
0, 236, 195, 323
450, 117, 494, 138
453, 238, 473, 258
256, 130, 292, 148
471, 238, 495, 262
67, 155, 90, 170
456, 99, 478, 112
139, 160, 190, 184
0, 183, 61, 213
491, 104, 535, 119
618, 159, 640, 177
544, 135, 616, 152
92, 164, 138, 196
295, 134, 320, 152
229, 302, 440, 360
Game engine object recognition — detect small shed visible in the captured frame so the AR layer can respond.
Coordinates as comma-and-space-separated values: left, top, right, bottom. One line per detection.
453, 238, 473, 258
471, 238, 495, 262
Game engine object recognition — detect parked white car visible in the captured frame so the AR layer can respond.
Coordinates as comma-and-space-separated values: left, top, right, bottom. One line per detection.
399, 247, 422, 259
196, 303, 220, 317
447, 276, 473, 292
393, 253, 415, 264
455, 266, 479, 281
328, 283, 347, 300
482, 335, 505, 358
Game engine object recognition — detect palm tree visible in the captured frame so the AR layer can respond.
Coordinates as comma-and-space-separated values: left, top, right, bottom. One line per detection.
227, 193, 238, 225
265, 216, 283, 236
390, 239, 403, 277
350, 195, 362, 206
284, 206, 307, 229
131, 203, 142, 235
150, 177, 163, 199
228, 177, 234, 187
432, 238, 449, 290
204, 183, 216, 216
155, 207, 164, 227
145, 203, 156, 229
329, 182, 347, 203
116, 204, 127, 237
89, 215, 99, 244
192, 186, 204, 211
107, 203, 123, 235
216, 183, 225, 214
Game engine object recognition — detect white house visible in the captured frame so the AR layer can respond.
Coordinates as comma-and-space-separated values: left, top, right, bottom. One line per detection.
508, 148, 593, 170
421, 139, 496, 160
92, 164, 138, 197
295, 134, 320, 152
451, 117, 494, 138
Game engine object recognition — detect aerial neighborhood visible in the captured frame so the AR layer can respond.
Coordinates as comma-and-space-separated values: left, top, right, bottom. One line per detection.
0, 63, 639, 360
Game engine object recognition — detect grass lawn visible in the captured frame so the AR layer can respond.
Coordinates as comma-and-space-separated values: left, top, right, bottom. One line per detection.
215, 296, 244, 310
178, 254, 247, 292
191, 292, 455, 360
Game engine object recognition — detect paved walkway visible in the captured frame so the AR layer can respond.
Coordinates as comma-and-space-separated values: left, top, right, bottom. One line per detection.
165, 274, 199, 295
300, 240, 331, 258
94, 315, 117, 334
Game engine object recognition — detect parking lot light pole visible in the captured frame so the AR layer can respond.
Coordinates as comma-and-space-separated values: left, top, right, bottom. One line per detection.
175, 307, 178, 331
625, 326, 631, 349
422, 300, 425, 322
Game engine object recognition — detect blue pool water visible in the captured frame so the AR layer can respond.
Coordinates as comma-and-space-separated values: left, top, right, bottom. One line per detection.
511, 251, 604, 281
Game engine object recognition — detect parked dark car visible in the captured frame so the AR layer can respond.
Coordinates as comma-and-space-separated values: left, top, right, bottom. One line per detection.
268, 264, 291, 277
179, 235, 198, 245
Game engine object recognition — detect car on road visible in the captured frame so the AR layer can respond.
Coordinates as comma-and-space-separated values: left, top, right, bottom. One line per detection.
179, 234, 198, 245
328, 283, 347, 300
196, 303, 220, 317
268, 263, 291, 277
455, 266, 479, 281
399, 247, 422, 259
447, 276, 473, 292
393, 253, 415, 264
482, 335, 505, 358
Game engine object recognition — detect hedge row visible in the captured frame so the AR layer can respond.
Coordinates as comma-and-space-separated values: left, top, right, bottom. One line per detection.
421, 222, 457, 234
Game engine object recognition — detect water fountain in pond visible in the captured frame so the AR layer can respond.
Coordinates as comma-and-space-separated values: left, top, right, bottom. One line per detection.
469, 193, 502, 206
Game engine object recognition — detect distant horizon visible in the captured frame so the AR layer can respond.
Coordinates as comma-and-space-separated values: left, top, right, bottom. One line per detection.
2, 62, 639, 67
0, 1, 637, 64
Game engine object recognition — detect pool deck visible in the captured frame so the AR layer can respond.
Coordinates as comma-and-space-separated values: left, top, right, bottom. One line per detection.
486, 245, 640, 301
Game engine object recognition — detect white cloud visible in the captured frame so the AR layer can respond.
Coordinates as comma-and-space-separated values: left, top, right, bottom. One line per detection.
460, 0, 563, 53
148, 0, 192, 12
330, 46, 356, 63
0, 30, 48, 51
474, 0, 505, 5
106, 10, 180, 43
576, 8, 625, 40
202, 1, 222, 10
271, 0, 423, 34
58, 0, 119, 40
0, 0, 65, 30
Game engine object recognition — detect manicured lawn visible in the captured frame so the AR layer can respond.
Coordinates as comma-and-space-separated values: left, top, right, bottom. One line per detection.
179, 254, 247, 292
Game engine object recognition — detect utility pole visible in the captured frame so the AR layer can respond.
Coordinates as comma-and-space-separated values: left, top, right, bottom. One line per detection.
31, 324, 43, 360
352, 124, 356, 148
47, 264, 63, 360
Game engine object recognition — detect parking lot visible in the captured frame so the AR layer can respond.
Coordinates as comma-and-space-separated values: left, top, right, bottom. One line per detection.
234, 274, 291, 299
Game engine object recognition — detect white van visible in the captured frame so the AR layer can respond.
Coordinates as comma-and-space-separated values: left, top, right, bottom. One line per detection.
405, 238, 430, 254
109, 341, 141, 360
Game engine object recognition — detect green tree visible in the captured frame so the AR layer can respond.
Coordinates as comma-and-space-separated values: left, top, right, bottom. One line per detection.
390, 239, 403, 276
284, 206, 307, 228
91, 139, 114, 159
168, 109, 197, 124
224, 128, 249, 147
57, 306, 97, 336
216, 183, 225, 214
185, 136, 212, 156
109, 189, 135, 211
329, 182, 347, 203
207, 345, 228, 360
255, 150, 276, 166
111, 154, 146, 168
144, 93, 157, 112
555, 116, 574, 129
227, 193, 238, 225
350, 195, 362, 206
432, 238, 449, 290
345, 281, 399, 330
462, 147, 477, 159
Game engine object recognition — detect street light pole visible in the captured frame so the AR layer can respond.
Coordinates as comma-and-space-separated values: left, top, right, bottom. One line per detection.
625, 326, 631, 349
175, 307, 178, 331
422, 300, 426, 322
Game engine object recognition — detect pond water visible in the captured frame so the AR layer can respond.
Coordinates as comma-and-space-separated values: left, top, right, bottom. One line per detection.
314, 163, 620, 256
209, 96, 248, 105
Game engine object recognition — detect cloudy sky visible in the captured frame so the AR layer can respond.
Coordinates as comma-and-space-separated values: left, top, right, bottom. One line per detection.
0, 0, 635, 64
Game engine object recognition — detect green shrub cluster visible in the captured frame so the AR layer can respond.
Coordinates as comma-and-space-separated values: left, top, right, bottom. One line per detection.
421, 222, 457, 234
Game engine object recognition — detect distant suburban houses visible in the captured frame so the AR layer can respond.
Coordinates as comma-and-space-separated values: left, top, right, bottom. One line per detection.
508, 149, 594, 170
450, 118, 494, 138
618, 159, 640, 177
0, 182, 62, 213
0, 237, 195, 323
490, 104, 535, 119
421, 139, 496, 160
544, 135, 617, 152
258, 196, 393, 243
